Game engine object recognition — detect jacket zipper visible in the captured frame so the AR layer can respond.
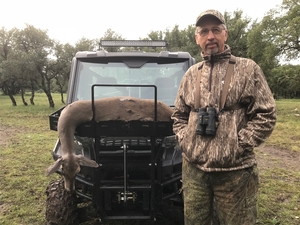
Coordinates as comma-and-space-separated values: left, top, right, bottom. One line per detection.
208, 59, 214, 92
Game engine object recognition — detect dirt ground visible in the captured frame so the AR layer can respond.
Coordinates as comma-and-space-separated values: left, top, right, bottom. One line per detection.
255, 144, 300, 172
0, 125, 15, 147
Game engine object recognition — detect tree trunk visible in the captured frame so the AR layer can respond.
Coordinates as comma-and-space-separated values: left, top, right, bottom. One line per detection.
2, 84, 17, 106
37, 66, 55, 108
21, 88, 28, 106
30, 83, 35, 105
57, 82, 65, 104
9, 93, 17, 106
45, 91, 55, 108
30, 94, 35, 105
60, 92, 65, 104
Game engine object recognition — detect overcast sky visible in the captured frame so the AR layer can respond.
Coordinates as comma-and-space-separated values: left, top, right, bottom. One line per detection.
0, 0, 284, 45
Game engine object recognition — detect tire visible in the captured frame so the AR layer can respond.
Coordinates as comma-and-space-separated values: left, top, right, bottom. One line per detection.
45, 178, 79, 225
159, 204, 184, 225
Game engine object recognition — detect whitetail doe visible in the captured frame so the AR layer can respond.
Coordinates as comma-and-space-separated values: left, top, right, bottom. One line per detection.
46, 97, 173, 192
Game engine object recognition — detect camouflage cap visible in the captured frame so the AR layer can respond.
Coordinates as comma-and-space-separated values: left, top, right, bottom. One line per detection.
196, 9, 225, 26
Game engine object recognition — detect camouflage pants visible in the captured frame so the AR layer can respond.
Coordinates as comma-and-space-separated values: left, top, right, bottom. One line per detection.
182, 159, 259, 225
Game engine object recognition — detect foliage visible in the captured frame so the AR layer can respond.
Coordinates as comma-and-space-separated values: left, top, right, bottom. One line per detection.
250, 0, 300, 63
269, 65, 300, 99
247, 21, 280, 78
277, 0, 300, 60
0, 0, 300, 106
99, 28, 124, 52
224, 10, 251, 57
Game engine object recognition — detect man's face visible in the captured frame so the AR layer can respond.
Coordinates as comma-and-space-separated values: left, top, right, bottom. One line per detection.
195, 16, 228, 56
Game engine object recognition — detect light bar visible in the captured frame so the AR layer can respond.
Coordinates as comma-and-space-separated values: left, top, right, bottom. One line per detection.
99, 40, 168, 48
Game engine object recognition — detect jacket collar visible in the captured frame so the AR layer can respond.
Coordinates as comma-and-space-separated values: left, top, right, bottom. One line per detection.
202, 44, 232, 63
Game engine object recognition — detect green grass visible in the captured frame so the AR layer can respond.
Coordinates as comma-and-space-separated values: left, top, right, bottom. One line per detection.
257, 167, 300, 225
265, 99, 300, 152
256, 99, 300, 225
0, 93, 64, 225
0, 94, 300, 224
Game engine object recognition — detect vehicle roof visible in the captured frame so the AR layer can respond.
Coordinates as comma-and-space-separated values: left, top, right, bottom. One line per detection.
75, 50, 193, 59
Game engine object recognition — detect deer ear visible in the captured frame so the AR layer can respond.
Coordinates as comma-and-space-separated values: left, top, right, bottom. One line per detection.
77, 155, 99, 168
46, 157, 63, 176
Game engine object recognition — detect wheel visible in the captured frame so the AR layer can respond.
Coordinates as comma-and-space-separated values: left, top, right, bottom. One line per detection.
45, 178, 79, 225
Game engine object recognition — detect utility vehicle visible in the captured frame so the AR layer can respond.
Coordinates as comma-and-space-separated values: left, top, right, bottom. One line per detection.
46, 40, 195, 224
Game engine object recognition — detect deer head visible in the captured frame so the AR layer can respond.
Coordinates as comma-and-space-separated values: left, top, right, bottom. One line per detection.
46, 154, 98, 192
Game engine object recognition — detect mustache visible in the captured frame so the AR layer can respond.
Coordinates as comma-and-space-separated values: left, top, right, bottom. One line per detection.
205, 42, 219, 48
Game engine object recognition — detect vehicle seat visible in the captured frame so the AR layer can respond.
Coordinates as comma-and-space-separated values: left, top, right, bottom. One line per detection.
97, 77, 118, 84
96, 77, 128, 96
154, 77, 177, 104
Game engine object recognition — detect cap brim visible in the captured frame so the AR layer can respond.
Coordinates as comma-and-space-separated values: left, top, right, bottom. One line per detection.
196, 14, 224, 26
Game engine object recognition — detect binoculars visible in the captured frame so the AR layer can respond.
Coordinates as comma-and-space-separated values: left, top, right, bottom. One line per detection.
196, 107, 217, 136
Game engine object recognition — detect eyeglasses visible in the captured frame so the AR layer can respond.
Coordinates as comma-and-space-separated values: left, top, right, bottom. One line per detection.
196, 27, 225, 37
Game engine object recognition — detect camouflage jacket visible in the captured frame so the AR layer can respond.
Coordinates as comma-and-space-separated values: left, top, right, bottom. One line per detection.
171, 45, 276, 172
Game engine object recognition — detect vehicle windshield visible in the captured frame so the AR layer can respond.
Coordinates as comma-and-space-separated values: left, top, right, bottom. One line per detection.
73, 60, 188, 106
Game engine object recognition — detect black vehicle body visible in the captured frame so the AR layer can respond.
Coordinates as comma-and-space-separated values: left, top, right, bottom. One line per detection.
48, 40, 195, 223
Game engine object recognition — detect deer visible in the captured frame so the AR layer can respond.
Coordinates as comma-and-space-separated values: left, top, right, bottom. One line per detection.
46, 96, 173, 192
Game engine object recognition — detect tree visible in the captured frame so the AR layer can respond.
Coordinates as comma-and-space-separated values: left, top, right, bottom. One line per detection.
164, 25, 185, 52
0, 27, 17, 61
2, 51, 39, 106
0, 65, 19, 106
51, 42, 77, 104
224, 10, 251, 57
247, 21, 279, 78
277, 0, 300, 60
141, 31, 166, 52
259, 0, 300, 62
16, 24, 55, 107
147, 30, 164, 41
270, 65, 300, 98
74, 37, 98, 51
0, 27, 19, 106
100, 29, 124, 52
180, 25, 202, 62
247, 0, 300, 94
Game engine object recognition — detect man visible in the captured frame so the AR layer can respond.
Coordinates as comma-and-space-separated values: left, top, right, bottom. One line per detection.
171, 9, 276, 225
